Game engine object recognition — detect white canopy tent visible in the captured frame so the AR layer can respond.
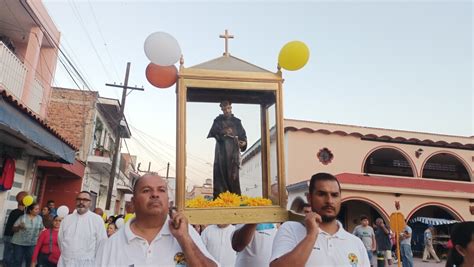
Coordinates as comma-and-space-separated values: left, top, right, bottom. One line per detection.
409, 216, 460, 226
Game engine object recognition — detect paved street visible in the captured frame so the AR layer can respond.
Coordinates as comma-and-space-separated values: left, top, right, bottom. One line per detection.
374, 257, 445, 267
413, 257, 445, 267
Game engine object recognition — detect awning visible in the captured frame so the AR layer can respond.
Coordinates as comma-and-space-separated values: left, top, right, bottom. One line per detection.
117, 185, 132, 194
409, 216, 460, 226
37, 159, 85, 179
0, 91, 76, 163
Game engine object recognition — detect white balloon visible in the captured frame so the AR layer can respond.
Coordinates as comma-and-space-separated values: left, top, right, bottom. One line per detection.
115, 218, 125, 229
57, 205, 69, 218
144, 31, 181, 66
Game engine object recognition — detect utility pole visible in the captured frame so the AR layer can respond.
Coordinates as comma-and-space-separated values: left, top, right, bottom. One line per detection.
105, 62, 144, 210
166, 162, 170, 179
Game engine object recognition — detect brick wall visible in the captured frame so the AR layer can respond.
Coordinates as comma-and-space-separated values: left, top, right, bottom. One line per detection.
46, 87, 98, 161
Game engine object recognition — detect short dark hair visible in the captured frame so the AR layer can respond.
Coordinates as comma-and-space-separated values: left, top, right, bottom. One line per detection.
47, 200, 55, 204
133, 173, 165, 194
26, 202, 39, 214
78, 191, 92, 197
108, 222, 117, 230
219, 100, 231, 108
308, 173, 341, 194
302, 203, 311, 208
360, 215, 369, 221
447, 222, 474, 267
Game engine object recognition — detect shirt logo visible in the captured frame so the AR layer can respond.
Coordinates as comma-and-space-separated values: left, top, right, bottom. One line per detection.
348, 253, 358, 267
174, 252, 186, 266
257, 231, 272, 236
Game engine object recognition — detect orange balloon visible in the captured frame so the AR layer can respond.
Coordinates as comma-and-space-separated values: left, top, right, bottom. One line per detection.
16, 191, 28, 203
145, 63, 178, 88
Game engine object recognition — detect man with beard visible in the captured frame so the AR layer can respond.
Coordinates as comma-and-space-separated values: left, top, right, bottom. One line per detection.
95, 174, 217, 266
270, 173, 369, 267
58, 191, 106, 266
207, 100, 247, 198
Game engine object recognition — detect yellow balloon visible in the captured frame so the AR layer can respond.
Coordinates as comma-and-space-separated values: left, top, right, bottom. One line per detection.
102, 213, 107, 221
22, 195, 34, 207
124, 213, 135, 223
278, 41, 310, 71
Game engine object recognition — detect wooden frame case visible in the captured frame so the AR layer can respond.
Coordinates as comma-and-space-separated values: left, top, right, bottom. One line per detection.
175, 59, 290, 224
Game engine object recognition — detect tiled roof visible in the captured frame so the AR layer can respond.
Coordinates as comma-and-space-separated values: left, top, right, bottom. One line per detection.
285, 119, 474, 150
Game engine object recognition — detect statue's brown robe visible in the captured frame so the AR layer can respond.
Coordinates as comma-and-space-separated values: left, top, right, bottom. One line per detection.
207, 114, 247, 199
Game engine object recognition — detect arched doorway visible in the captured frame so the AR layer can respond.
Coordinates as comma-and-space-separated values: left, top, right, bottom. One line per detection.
422, 152, 471, 182
363, 148, 415, 177
407, 204, 461, 258
339, 199, 389, 233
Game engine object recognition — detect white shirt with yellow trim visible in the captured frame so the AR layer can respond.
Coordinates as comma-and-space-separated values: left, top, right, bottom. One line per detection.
270, 221, 370, 267
95, 216, 218, 266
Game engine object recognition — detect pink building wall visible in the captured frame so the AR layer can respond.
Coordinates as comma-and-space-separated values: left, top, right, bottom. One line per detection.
11, 0, 61, 119
283, 119, 473, 221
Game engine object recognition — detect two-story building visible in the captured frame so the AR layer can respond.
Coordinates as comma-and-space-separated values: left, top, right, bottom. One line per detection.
241, 119, 473, 228
0, 0, 79, 257
45, 87, 132, 213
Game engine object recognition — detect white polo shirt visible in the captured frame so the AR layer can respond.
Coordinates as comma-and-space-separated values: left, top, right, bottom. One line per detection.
270, 221, 370, 267
233, 224, 277, 267
201, 224, 236, 267
95, 216, 218, 266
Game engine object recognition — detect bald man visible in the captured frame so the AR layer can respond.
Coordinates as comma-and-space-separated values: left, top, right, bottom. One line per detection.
95, 174, 217, 266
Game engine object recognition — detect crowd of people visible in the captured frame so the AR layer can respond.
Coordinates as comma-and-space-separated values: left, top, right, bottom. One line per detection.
1, 191, 128, 267
2, 172, 473, 267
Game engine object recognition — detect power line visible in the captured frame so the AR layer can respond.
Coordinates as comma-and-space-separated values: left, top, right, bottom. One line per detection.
129, 129, 210, 185
87, 0, 120, 80
130, 124, 213, 166
67, 0, 113, 81
20, 0, 135, 127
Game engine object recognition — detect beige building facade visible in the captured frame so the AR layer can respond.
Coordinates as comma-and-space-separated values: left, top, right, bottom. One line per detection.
241, 119, 473, 231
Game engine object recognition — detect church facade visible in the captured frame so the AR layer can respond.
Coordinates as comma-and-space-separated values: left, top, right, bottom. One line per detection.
240, 119, 473, 230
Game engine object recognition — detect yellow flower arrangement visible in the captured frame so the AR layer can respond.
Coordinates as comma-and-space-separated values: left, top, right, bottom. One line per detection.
243, 197, 272, 207
185, 196, 210, 208
185, 191, 273, 208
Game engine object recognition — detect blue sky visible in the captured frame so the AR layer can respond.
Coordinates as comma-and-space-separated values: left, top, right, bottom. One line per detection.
43, 1, 472, 185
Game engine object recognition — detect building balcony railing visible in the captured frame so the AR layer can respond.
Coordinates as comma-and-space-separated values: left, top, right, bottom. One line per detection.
0, 41, 27, 99
28, 77, 44, 114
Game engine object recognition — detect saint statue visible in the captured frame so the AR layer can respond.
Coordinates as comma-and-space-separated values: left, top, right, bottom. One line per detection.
207, 101, 247, 199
